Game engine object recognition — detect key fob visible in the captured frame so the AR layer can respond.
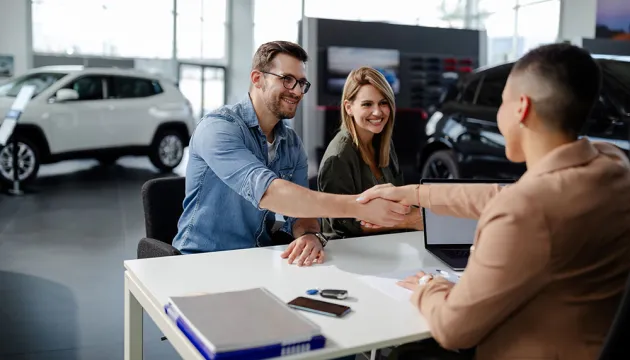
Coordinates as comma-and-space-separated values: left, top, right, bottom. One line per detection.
320, 289, 348, 300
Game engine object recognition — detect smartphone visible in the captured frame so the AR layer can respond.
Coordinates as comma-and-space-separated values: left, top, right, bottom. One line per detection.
287, 296, 352, 318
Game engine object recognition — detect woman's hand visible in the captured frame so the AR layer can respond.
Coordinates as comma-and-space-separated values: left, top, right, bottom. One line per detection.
397, 271, 429, 292
360, 206, 423, 230
356, 184, 419, 207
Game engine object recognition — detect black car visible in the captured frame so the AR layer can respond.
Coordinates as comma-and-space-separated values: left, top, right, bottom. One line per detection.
417, 60, 630, 180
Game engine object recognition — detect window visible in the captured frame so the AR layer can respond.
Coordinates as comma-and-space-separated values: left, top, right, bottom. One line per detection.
32, 0, 174, 58
253, 0, 302, 53
108, 76, 163, 99
516, 0, 560, 58
0, 72, 67, 98
476, 74, 508, 108
65, 76, 105, 101
304, 0, 465, 28
177, 0, 227, 60
460, 78, 481, 104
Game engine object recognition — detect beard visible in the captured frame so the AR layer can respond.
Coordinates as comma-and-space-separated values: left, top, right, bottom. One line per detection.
262, 86, 300, 120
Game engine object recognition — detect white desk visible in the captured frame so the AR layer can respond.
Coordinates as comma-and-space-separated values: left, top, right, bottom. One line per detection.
123, 231, 447, 360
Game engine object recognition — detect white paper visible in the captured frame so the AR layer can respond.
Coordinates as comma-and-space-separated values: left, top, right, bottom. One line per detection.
358, 267, 461, 302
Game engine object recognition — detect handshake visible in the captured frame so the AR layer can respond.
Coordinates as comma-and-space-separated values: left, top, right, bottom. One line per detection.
352, 183, 421, 229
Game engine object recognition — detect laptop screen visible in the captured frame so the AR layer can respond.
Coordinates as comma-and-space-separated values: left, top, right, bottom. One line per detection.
424, 208, 478, 246
421, 179, 514, 247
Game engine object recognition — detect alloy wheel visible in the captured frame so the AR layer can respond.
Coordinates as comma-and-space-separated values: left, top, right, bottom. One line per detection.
0, 142, 37, 181
158, 135, 184, 167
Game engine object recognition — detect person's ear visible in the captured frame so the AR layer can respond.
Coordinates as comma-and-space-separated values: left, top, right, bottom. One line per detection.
517, 95, 531, 125
251, 70, 263, 89
343, 100, 353, 116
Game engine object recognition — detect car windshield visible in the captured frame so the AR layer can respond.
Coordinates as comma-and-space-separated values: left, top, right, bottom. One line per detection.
600, 60, 630, 115
0, 72, 68, 98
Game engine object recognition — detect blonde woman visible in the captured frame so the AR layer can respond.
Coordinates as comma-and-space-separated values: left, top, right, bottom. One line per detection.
317, 66, 423, 239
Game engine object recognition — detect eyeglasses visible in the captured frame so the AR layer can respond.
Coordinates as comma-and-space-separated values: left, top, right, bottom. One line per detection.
261, 71, 311, 94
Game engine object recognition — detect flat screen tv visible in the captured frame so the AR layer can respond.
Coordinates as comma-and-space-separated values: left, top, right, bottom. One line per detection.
326, 46, 400, 94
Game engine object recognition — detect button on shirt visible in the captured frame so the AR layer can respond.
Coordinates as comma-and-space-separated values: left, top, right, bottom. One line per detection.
172, 95, 308, 254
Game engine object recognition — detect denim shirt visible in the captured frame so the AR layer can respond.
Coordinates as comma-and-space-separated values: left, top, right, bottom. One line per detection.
172, 95, 308, 254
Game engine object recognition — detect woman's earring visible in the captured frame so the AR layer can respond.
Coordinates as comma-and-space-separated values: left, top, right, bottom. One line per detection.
519, 123, 524, 129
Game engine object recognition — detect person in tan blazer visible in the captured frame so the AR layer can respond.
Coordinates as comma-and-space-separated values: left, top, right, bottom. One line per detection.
357, 43, 630, 359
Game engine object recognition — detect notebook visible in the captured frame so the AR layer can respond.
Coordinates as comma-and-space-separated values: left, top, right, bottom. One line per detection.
164, 287, 326, 360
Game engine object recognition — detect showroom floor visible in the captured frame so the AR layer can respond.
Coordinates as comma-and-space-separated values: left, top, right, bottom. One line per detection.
0, 156, 186, 360
0, 150, 417, 360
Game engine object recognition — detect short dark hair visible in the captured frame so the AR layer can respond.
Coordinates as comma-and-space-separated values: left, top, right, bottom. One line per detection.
511, 43, 602, 136
251, 41, 308, 72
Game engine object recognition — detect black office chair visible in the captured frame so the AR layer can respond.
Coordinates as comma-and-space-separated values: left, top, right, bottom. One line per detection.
137, 176, 185, 259
599, 272, 630, 359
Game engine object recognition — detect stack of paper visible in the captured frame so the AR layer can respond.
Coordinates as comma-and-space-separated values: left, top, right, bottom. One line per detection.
358, 267, 460, 302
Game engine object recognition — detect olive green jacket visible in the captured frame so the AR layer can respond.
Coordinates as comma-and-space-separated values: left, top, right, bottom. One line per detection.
317, 130, 404, 239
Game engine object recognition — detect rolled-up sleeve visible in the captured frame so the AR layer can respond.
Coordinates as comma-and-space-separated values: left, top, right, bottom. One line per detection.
411, 194, 551, 350
280, 135, 310, 236
418, 183, 504, 219
192, 117, 278, 209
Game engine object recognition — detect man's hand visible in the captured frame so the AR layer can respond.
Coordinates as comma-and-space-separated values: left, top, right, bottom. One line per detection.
355, 197, 409, 227
356, 183, 419, 206
280, 234, 324, 266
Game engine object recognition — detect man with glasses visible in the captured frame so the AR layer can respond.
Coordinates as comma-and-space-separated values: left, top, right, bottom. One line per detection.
173, 41, 408, 265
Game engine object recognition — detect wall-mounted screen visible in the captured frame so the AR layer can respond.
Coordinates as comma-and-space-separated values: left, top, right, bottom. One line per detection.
596, 0, 630, 40
326, 46, 400, 94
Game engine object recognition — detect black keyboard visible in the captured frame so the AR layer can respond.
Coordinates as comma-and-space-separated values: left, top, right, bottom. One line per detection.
442, 249, 470, 258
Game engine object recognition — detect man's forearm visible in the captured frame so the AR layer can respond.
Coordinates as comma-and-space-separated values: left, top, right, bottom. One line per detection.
260, 179, 360, 219
292, 218, 321, 238
361, 209, 423, 233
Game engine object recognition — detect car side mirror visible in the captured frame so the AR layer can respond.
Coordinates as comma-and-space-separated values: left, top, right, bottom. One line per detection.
54, 89, 79, 102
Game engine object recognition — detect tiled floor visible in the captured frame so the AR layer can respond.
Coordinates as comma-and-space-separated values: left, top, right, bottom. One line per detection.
0, 156, 185, 360
0, 151, 418, 360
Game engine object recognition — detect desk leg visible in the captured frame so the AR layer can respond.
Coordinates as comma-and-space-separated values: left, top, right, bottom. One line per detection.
125, 274, 143, 360
370, 349, 379, 360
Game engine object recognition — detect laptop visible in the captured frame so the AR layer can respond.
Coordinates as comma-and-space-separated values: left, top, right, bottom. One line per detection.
421, 178, 515, 271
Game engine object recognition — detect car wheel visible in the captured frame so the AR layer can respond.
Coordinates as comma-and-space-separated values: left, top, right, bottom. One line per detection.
149, 129, 185, 172
0, 136, 40, 186
421, 150, 460, 179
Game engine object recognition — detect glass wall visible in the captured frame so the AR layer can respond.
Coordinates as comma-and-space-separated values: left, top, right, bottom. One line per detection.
251, 0, 560, 67
179, 64, 225, 120
176, 0, 227, 60
474, 0, 561, 65
253, 0, 303, 53
252, 0, 469, 53
32, 0, 227, 61
32, 0, 174, 58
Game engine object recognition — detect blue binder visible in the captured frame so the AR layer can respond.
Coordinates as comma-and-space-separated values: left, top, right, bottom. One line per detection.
163, 288, 327, 360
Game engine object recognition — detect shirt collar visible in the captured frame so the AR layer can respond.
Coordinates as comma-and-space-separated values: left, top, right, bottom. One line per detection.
242, 93, 288, 141
522, 138, 599, 179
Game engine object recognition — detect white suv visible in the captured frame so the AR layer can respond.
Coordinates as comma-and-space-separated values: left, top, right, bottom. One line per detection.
0, 66, 197, 185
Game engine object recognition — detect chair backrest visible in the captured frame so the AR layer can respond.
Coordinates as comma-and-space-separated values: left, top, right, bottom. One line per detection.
599, 272, 630, 359
141, 176, 186, 244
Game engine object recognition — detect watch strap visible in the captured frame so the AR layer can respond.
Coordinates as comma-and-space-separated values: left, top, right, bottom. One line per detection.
303, 231, 328, 247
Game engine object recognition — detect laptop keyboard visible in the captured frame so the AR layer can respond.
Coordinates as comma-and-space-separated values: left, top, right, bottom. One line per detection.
442, 249, 470, 258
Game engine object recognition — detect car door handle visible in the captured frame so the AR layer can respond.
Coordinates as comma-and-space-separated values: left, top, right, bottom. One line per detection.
108, 105, 115, 110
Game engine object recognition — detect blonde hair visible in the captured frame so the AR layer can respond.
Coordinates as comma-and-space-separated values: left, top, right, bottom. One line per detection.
340, 66, 396, 169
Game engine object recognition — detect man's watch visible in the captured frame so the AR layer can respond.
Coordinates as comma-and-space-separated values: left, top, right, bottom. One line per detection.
304, 231, 328, 248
